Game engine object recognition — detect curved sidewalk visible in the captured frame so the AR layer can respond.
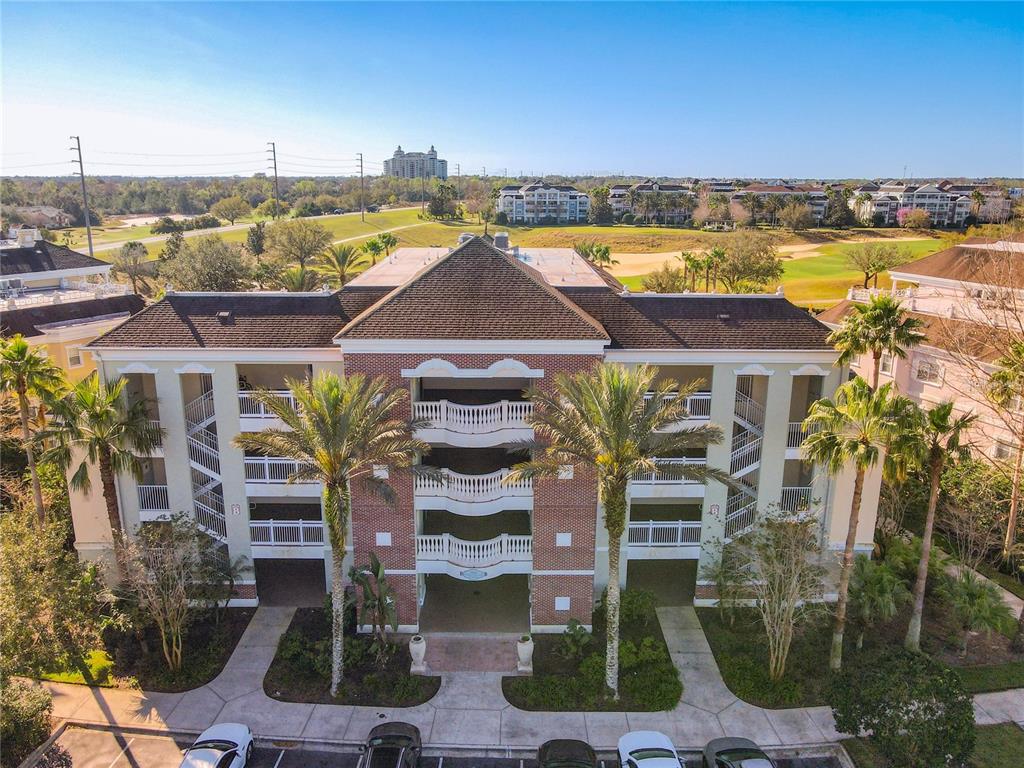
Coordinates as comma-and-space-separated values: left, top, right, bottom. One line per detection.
39, 606, 1024, 751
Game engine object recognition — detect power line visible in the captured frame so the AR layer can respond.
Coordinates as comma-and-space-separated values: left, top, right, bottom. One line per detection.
1, 160, 74, 170
89, 149, 265, 158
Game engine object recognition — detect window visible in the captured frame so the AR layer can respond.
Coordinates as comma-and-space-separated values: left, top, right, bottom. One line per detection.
915, 359, 943, 384
994, 441, 1018, 461
67, 346, 83, 368
880, 353, 894, 375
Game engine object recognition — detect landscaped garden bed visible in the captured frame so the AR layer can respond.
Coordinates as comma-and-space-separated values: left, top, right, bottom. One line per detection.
842, 723, 1024, 768
502, 590, 682, 711
263, 607, 440, 707
43, 607, 255, 692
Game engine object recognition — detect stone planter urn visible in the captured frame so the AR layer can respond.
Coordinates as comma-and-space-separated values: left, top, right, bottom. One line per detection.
409, 635, 427, 674
516, 634, 534, 674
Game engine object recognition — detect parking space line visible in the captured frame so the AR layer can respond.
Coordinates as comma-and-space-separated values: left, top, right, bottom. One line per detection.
106, 737, 135, 768
272, 749, 285, 768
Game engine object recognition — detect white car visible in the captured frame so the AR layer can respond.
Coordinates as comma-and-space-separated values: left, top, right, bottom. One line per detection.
618, 731, 682, 768
180, 723, 254, 768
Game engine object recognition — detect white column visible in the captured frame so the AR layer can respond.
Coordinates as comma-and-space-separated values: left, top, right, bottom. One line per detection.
210, 364, 253, 571
698, 363, 736, 575
756, 368, 793, 513
155, 367, 194, 519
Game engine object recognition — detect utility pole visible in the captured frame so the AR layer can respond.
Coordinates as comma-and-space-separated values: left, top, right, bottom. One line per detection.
69, 136, 94, 259
267, 142, 281, 219
482, 166, 486, 178
421, 172, 426, 214
455, 163, 461, 199
358, 153, 365, 222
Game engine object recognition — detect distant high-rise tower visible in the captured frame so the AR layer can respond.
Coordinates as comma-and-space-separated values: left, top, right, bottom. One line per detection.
383, 145, 448, 179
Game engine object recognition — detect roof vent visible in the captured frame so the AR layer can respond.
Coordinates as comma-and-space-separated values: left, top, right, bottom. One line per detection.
216, 310, 233, 323
717, 312, 731, 321
457, 232, 474, 245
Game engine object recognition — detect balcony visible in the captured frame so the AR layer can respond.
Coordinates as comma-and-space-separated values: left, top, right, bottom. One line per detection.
244, 457, 320, 497
250, 520, 325, 557
627, 520, 702, 557
645, 391, 712, 426
238, 390, 298, 430
137, 484, 170, 517
779, 486, 814, 512
416, 533, 532, 579
412, 400, 533, 447
629, 458, 708, 499
414, 468, 533, 515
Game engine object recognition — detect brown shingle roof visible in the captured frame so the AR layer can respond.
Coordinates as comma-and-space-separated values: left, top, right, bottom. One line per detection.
2, 295, 145, 339
890, 236, 1024, 288
88, 288, 388, 349
336, 237, 610, 341
1, 241, 109, 276
562, 288, 833, 350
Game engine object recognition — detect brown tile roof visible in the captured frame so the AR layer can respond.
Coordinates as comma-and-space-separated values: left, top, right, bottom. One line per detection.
336, 237, 610, 341
890, 236, 1024, 288
1, 241, 109, 276
88, 288, 388, 349
561, 288, 834, 350
816, 300, 1006, 362
2, 295, 145, 339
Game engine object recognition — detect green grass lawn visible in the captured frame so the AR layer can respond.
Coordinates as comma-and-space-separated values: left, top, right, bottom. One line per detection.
39, 649, 115, 687
842, 724, 1024, 768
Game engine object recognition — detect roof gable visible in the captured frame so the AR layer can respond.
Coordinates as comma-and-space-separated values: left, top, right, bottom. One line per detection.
1, 241, 110, 277
336, 237, 609, 342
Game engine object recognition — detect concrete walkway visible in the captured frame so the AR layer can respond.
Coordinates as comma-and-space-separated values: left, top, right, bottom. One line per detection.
39, 606, 1024, 751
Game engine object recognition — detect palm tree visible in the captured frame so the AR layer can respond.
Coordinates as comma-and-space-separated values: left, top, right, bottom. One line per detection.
706, 247, 726, 292
625, 186, 641, 218
43, 373, 162, 546
318, 244, 368, 287
378, 231, 398, 258
708, 193, 731, 220
1, 335, 64, 525
988, 341, 1024, 559
904, 401, 976, 651
970, 189, 986, 219
944, 570, 1014, 657
274, 265, 321, 292
803, 378, 915, 670
739, 192, 761, 225
233, 372, 426, 696
855, 192, 874, 224
363, 237, 384, 265
828, 295, 926, 389
508, 363, 724, 698
849, 555, 909, 650
762, 195, 784, 227
685, 252, 704, 291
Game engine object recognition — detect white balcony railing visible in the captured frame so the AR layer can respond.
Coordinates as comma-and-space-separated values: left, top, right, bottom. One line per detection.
250, 519, 324, 546
412, 400, 533, 435
238, 390, 298, 418
416, 533, 532, 568
644, 391, 712, 419
730, 432, 763, 475
137, 484, 170, 511
414, 468, 532, 502
243, 457, 315, 483
780, 486, 814, 512
848, 286, 915, 302
734, 391, 765, 428
627, 520, 701, 546
630, 457, 707, 484
148, 419, 163, 446
787, 422, 808, 448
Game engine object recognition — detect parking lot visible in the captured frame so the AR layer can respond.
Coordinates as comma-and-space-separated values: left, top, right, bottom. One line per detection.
36, 726, 841, 768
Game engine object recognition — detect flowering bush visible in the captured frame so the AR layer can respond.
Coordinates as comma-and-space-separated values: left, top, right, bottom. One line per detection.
897, 207, 931, 228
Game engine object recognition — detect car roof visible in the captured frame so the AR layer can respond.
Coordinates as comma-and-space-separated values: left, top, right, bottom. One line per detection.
539, 739, 596, 765
618, 731, 675, 753
193, 723, 248, 746
368, 721, 421, 743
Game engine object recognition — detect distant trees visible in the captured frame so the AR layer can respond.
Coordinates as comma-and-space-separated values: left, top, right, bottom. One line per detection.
318, 244, 368, 287
824, 188, 857, 228
588, 185, 614, 224
777, 202, 815, 231
160, 235, 253, 291
112, 241, 150, 294
210, 195, 252, 225
378, 231, 398, 258
266, 219, 332, 267
898, 207, 931, 228
844, 242, 910, 288
362, 237, 384, 265
160, 230, 185, 261
244, 221, 266, 259
574, 240, 617, 268
428, 182, 458, 218
717, 231, 784, 292
641, 264, 689, 293
273, 265, 321, 292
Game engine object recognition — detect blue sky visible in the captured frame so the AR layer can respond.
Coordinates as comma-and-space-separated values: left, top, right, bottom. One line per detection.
2, 2, 1022, 179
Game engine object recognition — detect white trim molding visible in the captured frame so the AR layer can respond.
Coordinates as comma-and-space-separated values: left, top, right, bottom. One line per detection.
88, 347, 341, 362
117, 362, 160, 375
734, 363, 775, 377
400, 357, 544, 379
605, 349, 839, 365
790, 364, 831, 377
338, 339, 608, 355
174, 362, 216, 375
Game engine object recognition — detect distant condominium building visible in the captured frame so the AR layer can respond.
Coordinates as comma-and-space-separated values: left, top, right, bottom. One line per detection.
850, 180, 1011, 227
496, 182, 590, 224
729, 184, 832, 224
608, 179, 697, 223
383, 145, 448, 180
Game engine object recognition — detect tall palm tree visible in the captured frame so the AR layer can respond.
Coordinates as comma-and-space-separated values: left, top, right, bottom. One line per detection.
685, 252, 704, 291
740, 192, 761, 225
233, 372, 427, 696
855, 192, 874, 224
706, 247, 726, 292
42, 373, 162, 546
762, 195, 784, 227
970, 189, 986, 219
318, 244, 368, 287
988, 341, 1024, 560
508, 363, 724, 698
363, 237, 384, 265
904, 401, 976, 651
274, 265, 321, 292
803, 378, 915, 670
1, 335, 64, 525
828, 295, 926, 389
378, 231, 398, 258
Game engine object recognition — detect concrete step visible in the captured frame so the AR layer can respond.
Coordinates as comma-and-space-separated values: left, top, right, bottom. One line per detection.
420, 633, 521, 673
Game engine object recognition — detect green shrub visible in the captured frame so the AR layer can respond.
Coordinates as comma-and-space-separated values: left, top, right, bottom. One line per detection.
621, 659, 682, 710
718, 655, 802, 707
619, 636, 668, 671
621, 213, 635, 224
557, 619, 593, 662
1, 680, 52, 768
829, 648, 975, 768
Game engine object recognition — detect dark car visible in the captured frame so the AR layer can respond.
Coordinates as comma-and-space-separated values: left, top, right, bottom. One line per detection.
702, 738, 776, 768
366, 204, 380, 213
539, 739, 598, 768
360, 722, 421, 768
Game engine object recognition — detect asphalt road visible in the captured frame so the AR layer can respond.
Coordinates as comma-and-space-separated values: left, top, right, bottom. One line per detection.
37, 726, 843, 768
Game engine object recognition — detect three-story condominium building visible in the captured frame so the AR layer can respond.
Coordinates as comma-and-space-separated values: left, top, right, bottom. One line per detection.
495, 182, 590, 224
75, 236, 879, 631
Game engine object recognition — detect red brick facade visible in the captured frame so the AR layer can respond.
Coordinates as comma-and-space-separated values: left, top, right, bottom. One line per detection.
343, 352, 602, 629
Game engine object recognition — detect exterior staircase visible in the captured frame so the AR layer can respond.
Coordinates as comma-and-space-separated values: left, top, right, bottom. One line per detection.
184, 385, 227, 542
724, 379, 764, 541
